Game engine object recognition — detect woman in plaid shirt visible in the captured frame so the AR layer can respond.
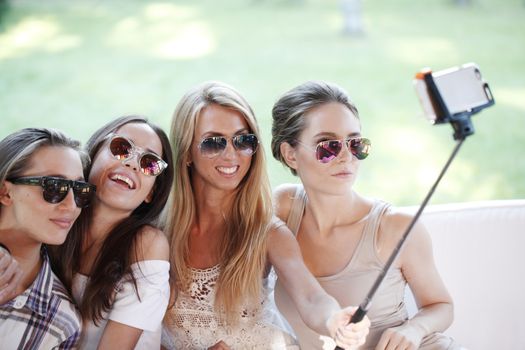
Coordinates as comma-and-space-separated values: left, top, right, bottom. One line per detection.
0, 128, 94, 349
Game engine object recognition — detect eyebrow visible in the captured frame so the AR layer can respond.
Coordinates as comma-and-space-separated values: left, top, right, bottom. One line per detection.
46, 174, 86, 182
202, 127, 251, 138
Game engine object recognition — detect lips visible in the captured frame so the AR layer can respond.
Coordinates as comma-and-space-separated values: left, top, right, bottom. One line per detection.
109, 173, 136, 189
333, 169, 353, 177
50, 218, 74, 229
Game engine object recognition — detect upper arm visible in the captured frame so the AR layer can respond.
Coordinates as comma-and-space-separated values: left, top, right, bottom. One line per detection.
272, 183, 298, 222
386, 212, 453, 309
267, 224, 328, 307
97, 320, 143, 350
133, 225, 170, 263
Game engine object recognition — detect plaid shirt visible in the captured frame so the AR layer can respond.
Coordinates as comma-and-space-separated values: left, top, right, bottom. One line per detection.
0, 249, 81, 349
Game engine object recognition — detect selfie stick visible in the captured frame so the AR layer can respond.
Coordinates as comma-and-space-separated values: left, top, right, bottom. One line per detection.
334, 68, 494, 350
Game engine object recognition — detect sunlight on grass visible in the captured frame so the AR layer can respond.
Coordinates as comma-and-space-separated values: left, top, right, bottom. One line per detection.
387, 37, 459, 66
493, 87, 525, 111
108, 3, 215, 59
385, 127, 433, 158
0, 17, 81, 59
155, 23, 214, 59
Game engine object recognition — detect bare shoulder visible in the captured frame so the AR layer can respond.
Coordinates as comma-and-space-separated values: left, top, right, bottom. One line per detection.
378, 206, 433, 262
268, 217, 294, 241
273, 183, 301, 221
267, 217, 302, 267
133, 225, 170, 262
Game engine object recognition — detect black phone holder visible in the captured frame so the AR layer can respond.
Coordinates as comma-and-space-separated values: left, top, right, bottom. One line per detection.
422, 70, 494, 141
333, 66, 495, 350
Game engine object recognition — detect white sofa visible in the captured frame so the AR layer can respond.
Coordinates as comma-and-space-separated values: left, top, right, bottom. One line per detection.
403, 200, 525, 350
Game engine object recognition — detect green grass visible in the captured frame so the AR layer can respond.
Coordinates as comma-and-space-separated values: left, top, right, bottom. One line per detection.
1, 0, 524, 205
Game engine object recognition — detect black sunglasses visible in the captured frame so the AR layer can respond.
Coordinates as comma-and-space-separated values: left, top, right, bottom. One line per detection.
8, 176, 96, 208
109, 135, 168, 176
198, 134, 259, 158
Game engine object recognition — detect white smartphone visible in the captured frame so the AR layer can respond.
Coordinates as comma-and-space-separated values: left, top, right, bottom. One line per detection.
414, 63, 494, 122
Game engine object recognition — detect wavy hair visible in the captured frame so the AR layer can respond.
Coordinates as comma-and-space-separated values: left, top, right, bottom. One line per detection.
166, 81, 271, 324
49, 116, 174, 324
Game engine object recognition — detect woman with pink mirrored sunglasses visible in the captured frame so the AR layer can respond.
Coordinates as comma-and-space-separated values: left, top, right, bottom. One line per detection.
271, 81, 461, 350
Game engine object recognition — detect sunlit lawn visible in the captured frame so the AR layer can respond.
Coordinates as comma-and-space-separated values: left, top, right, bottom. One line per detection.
1, 0, 524, 205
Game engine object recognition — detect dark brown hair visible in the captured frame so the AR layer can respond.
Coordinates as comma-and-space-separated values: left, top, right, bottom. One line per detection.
49, 116, 173, 324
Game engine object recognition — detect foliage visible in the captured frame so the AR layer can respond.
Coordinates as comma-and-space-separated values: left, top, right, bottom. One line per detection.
1, 0, 524, 205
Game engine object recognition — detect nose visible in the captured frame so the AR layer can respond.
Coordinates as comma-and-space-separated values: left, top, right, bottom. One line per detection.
122, 153, 139, 172
59, 188, 78, 211
221, 139, 237, 159
336, 141, 353, 162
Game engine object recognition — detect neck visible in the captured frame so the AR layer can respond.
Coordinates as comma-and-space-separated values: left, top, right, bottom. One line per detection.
192, 180, 236, 230
0, 227, 43, 294
88, 203, 129, 243
303, 188, 368, 235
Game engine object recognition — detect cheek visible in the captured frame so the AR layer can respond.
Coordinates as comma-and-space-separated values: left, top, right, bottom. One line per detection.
142, 177, 156, 195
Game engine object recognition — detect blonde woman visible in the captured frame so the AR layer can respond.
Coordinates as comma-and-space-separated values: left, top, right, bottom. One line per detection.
161, 81, 370, 350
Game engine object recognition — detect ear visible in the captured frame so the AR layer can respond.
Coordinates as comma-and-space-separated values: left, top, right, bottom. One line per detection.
144, 187, 154, 204
280, 142, 299, 172
185, 153, 193, 167
0, 181, 13, 206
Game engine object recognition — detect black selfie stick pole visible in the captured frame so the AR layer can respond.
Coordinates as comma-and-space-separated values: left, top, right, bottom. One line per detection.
334, 69, 480, 349
334, 138, 465, 350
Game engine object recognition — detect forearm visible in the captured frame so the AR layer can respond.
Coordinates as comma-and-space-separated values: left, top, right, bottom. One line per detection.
407, 301, 454, 338
296, 291, 342, 336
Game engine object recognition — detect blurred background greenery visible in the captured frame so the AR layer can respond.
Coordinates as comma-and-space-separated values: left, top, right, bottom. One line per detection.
1, 0, 524, 205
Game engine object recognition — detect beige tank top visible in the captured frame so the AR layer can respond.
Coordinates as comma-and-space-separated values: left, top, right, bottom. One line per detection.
275, 186, 408, 349
274, 186, 457, 350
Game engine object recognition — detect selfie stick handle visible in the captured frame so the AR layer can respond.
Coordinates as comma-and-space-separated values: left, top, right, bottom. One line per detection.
334, 138, 466, 350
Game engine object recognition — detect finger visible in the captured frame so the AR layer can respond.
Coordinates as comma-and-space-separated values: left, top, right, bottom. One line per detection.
0, 257, 18, 286
0, 251, 10, 272
0, 265, 23, 304
375, 331, 391, 350
335, 327, 362, 349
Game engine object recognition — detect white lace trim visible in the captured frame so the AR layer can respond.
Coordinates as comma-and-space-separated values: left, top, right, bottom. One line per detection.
162, 265, 298, 349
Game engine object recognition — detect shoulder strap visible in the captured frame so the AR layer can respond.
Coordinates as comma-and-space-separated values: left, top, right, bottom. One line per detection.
285, 186, 307, 236
360, 200, 391, 260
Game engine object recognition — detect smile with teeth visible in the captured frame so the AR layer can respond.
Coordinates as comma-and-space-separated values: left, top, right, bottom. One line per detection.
216, 166, 238, 175
111, 174, 135, 189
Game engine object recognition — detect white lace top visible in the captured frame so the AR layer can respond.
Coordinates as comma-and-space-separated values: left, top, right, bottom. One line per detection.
161, 265, 299, 349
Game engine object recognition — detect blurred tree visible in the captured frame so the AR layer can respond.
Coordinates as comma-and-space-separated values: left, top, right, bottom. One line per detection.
341, 0, 364, 35
0, 0, 8, 26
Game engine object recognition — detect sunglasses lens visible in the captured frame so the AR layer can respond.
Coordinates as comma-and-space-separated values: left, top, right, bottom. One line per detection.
41, 178, 69, 204
350, 138, 371, 160
200, 137, 227, 158
316, 140, 343, 163
140, 154, 165, 176
72, 182, 95, 208
233, 134, 258, 156
110, 137, 133, 160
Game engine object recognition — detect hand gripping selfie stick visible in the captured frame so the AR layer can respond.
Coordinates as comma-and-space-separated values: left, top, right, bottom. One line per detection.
334, 66, 494, 350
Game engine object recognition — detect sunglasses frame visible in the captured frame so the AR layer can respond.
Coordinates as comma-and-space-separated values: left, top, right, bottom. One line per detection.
108, 135, 168, 177
197, 133, 259, 159
8, 176, 96, 208
297, 137, 371, 163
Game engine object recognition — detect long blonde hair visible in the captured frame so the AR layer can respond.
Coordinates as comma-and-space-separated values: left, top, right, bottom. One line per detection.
166, 81, 272, 323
